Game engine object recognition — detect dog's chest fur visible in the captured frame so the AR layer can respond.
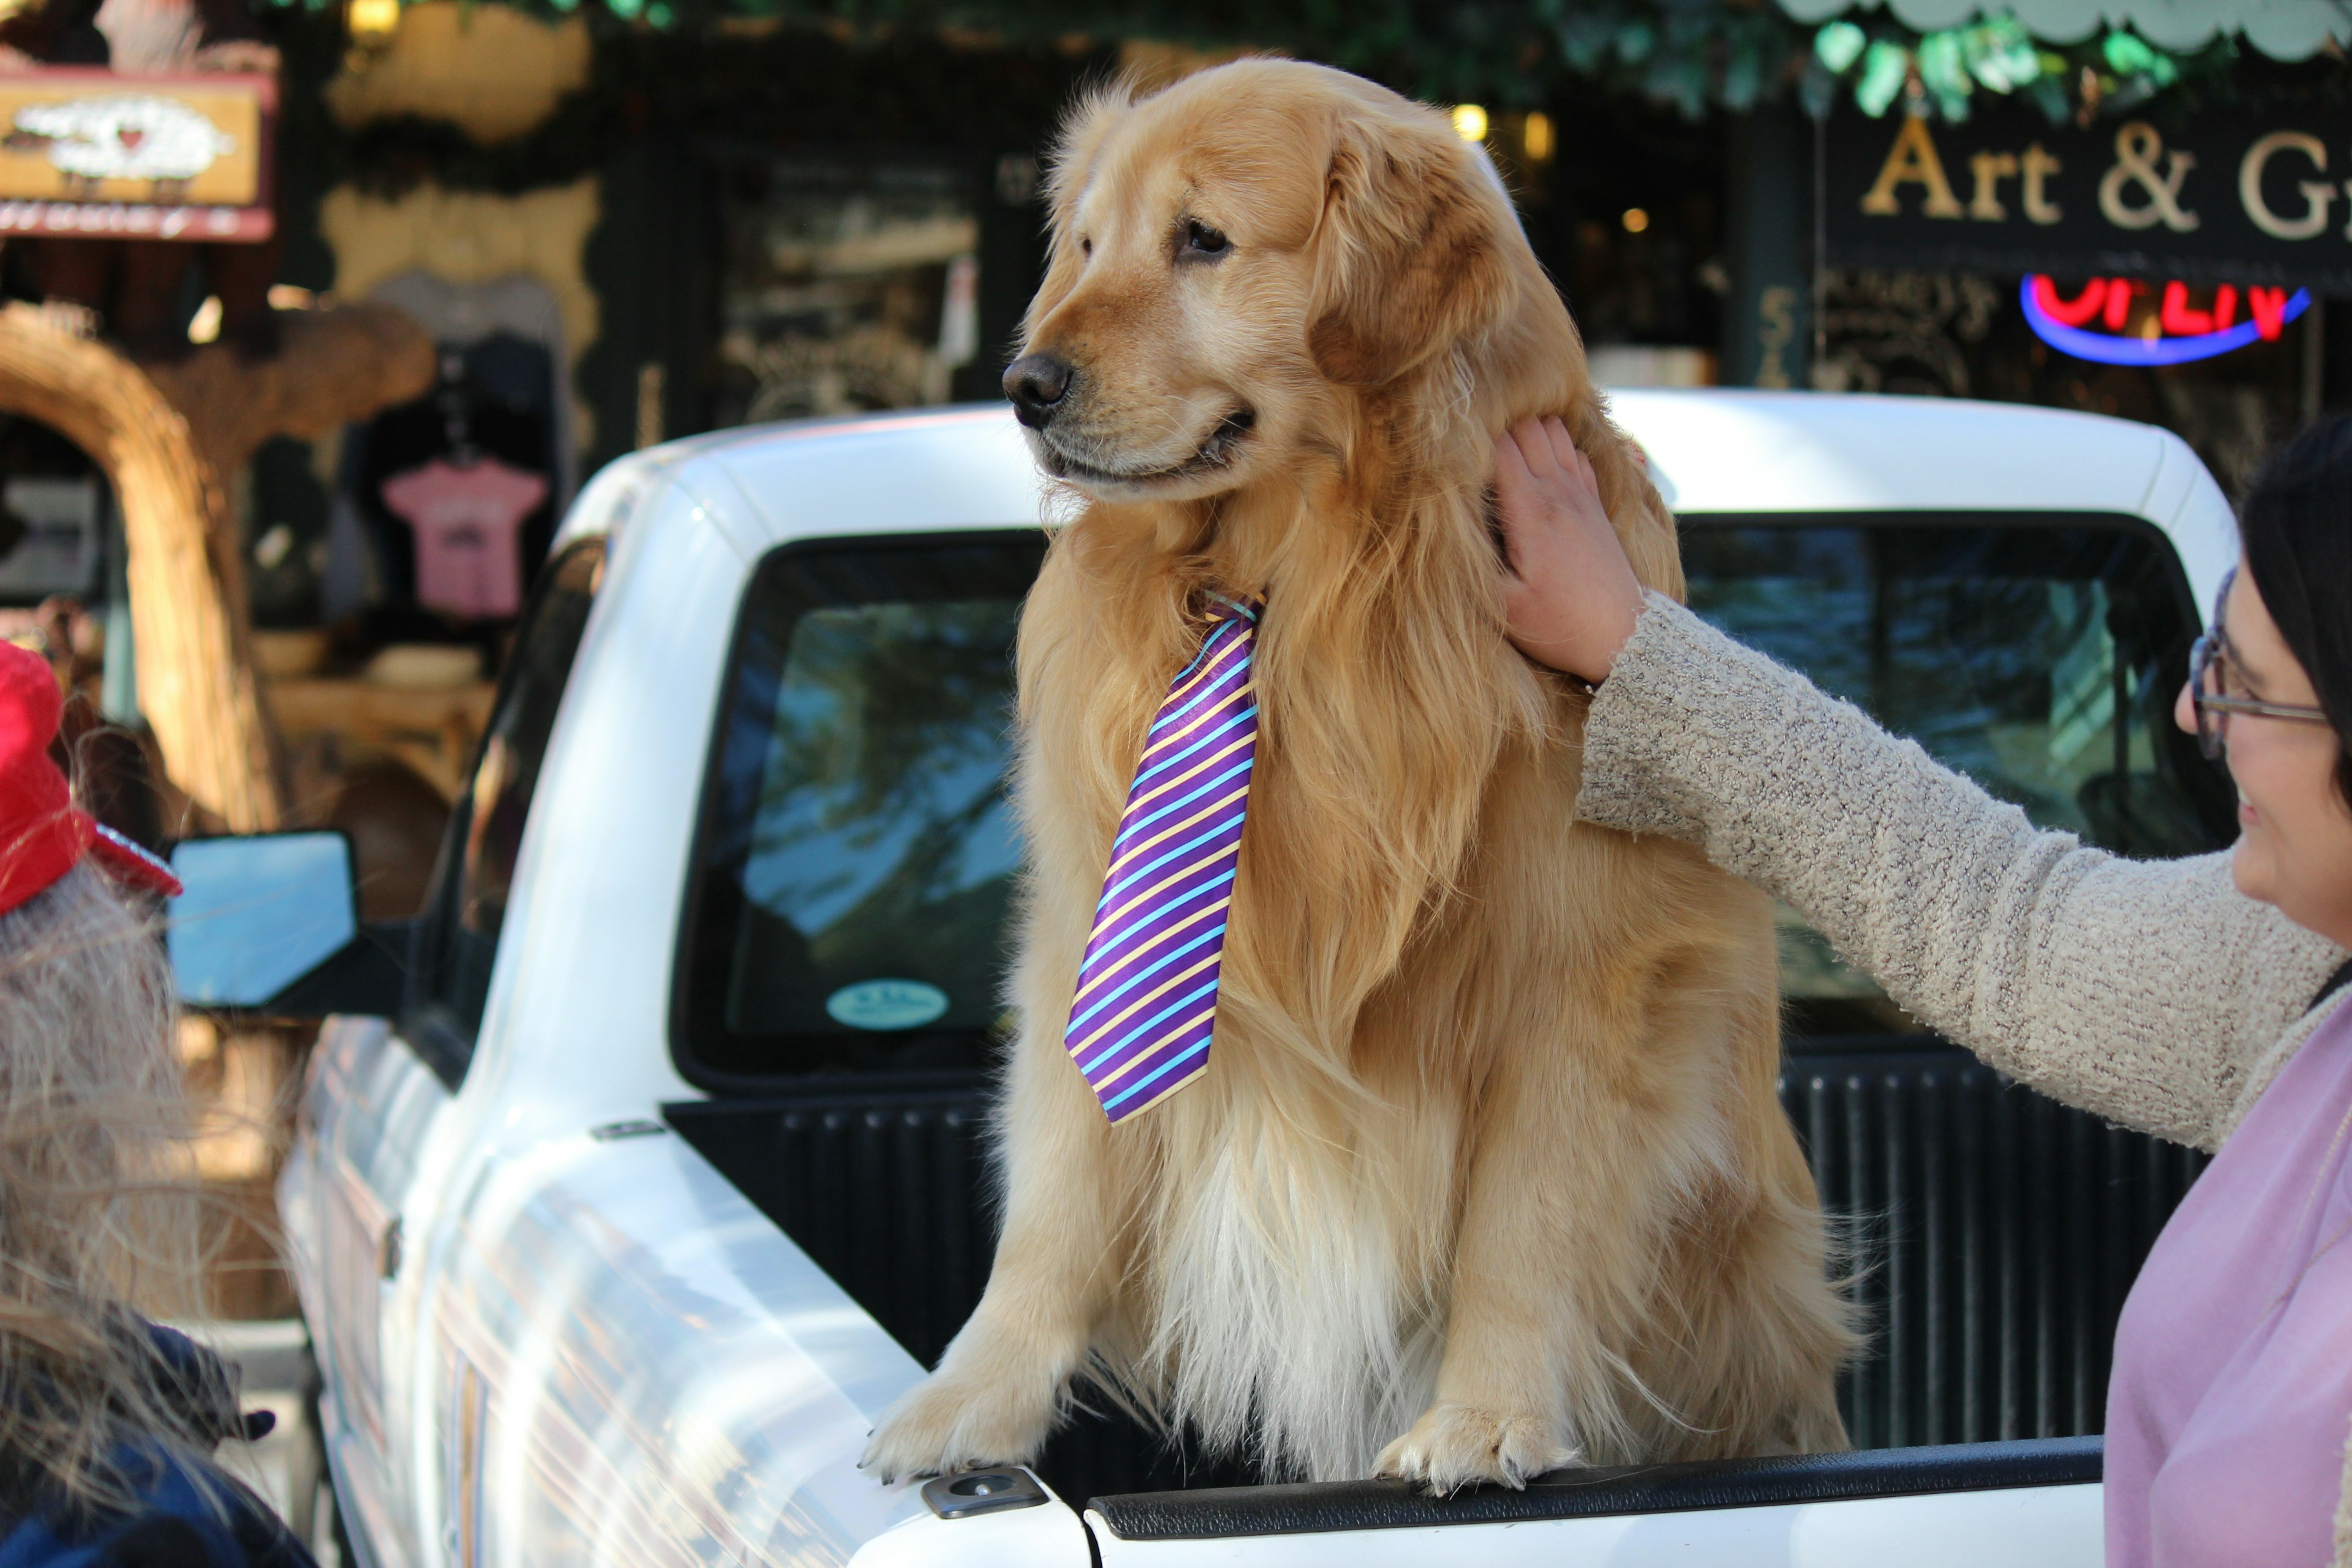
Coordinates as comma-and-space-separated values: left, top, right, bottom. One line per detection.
1122, 1080, 1461, 1480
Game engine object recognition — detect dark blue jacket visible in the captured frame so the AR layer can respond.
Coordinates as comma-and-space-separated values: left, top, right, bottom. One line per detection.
0, 1325, 317, 1568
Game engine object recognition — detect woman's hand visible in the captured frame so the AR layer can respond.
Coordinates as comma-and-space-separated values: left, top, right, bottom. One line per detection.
1494, 415, 1646, 686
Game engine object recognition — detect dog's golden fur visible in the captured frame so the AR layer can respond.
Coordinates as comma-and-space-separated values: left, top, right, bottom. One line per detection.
864, 58, 1852, 1490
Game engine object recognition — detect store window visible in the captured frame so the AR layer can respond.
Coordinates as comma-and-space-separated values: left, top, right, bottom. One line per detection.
0, 415, 104, 606
1812, 268, 2312, 490
330, 276, 578, 641
715, 157, 982, 428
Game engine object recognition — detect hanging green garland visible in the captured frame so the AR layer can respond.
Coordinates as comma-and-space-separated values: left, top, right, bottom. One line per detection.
1804, 12, 2233, 123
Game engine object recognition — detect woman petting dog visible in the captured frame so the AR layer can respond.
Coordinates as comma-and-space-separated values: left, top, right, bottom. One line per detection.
1496, 410, 2352, 1567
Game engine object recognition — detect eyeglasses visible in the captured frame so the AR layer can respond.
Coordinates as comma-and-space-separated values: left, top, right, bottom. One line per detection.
2187, 567, 2332, 761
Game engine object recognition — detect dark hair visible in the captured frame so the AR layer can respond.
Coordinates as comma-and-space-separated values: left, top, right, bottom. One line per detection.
2239, 414, 2352, 804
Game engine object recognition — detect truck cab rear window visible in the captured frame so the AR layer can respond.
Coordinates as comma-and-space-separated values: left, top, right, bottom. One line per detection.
677, 535, 1044, 1085
679, 516, 2230, 1085
1683, 514, 2232, 1036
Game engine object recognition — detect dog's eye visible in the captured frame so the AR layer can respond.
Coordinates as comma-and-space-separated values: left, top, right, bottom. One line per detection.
1180, 221, 1230, 260
1079, 236, 1092, 258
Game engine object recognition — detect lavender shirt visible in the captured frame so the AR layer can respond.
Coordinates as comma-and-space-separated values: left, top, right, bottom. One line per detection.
2107, 995, 2352, 1566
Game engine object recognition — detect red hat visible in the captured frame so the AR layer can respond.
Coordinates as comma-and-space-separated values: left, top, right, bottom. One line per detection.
0, 641, 179, 916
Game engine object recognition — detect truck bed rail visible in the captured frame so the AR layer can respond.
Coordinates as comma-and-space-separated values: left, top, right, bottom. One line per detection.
1084, 1434, 2102, 1539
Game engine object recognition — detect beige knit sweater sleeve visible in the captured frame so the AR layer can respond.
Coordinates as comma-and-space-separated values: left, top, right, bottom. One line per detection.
1575, 592, 2348, 1151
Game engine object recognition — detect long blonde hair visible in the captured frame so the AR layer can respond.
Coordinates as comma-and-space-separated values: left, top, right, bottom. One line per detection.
0, 862, 214, 1513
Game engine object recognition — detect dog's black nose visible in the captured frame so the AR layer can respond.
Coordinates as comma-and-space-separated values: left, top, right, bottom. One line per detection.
1003, 354, 1072, 428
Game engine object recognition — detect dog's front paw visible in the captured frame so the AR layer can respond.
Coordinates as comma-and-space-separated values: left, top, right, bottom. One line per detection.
861, 1370, 1058, 1485
1375, 1403, 1580, 1494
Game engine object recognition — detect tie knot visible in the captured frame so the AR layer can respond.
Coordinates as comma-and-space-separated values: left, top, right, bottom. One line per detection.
1205, 592, 1264, 627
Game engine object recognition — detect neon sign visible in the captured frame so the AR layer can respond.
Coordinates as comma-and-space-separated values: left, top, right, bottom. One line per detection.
2021, 275, 2310, 366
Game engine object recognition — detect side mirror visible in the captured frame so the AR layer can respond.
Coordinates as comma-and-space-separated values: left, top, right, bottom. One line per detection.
167, 832, 406, 1016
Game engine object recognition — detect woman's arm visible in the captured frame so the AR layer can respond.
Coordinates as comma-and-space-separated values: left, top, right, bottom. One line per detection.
1580, 591, 2343, 1148
1492, 415, 2347, 1148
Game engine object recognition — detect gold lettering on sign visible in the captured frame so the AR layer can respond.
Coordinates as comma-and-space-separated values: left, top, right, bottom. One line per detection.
1860, 116, 1963, 219
2021, 144, 2063, 223
1968, 151, 2018, 220
2237, 130, 2333, 240
2098, 121, 2200, 232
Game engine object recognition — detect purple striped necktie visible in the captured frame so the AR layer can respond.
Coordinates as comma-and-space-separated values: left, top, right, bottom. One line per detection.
1063, 593, 1264, 1123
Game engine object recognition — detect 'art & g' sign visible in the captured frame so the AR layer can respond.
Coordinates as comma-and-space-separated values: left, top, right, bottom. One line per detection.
1826, 106, 2352, 292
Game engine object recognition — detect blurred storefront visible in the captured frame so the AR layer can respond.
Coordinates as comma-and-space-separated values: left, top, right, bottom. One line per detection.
0, 0, 2342, 863
0, 7, 1088, 852
0, 0, 1764, 892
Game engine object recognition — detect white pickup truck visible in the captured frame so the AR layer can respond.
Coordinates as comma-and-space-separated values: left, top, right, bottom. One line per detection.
225, 391, 2242, 1566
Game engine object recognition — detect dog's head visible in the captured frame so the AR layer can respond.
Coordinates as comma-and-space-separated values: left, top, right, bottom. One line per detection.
1005, 59, 1525, 503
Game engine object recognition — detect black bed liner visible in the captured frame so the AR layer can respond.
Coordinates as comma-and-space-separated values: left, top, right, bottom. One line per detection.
664, 1041, 2197, 1502
1084, 1434, 2103, 1539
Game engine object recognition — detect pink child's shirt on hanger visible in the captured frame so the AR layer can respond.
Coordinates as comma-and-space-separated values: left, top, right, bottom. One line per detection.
380, 456, 548, 620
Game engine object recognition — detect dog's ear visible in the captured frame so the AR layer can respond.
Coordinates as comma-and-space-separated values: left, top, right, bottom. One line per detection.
1308, 116, 1513, 387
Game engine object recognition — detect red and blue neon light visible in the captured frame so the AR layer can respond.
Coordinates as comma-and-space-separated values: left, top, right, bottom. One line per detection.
2021, 276, 2310, 366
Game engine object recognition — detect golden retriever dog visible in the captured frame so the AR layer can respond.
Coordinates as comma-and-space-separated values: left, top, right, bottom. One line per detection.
863, 57, 1852, 1491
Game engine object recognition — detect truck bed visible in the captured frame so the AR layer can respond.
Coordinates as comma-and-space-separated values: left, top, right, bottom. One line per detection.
664, 1041, 2203, 1503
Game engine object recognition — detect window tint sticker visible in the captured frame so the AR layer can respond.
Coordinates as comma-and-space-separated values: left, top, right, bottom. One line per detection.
826, 979, 951, 1031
